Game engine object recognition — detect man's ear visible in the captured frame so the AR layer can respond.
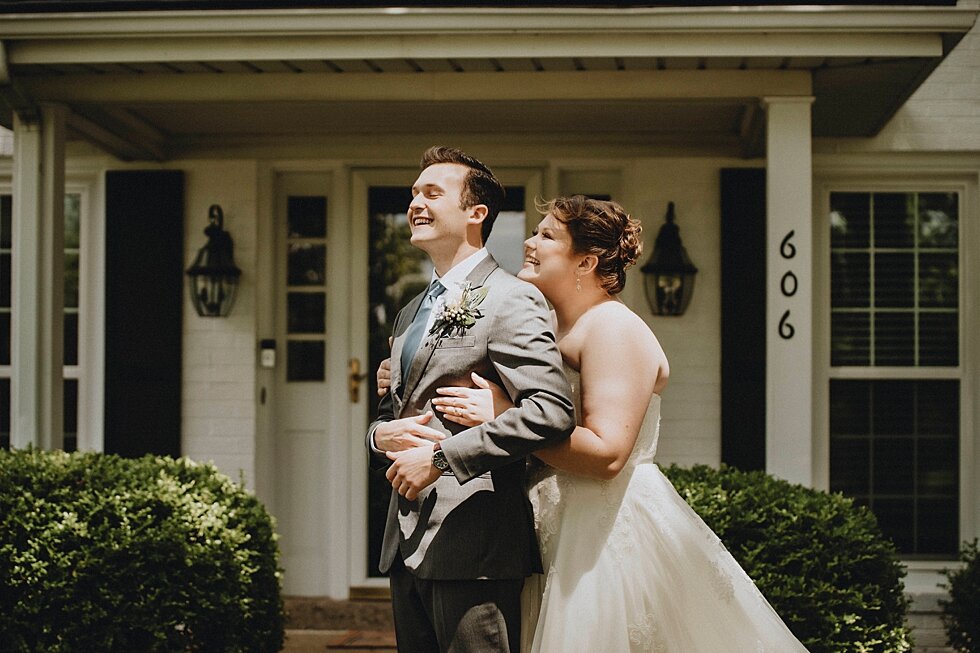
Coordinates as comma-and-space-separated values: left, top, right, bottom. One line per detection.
578, 254, 599, 275
467, 204, 489, 226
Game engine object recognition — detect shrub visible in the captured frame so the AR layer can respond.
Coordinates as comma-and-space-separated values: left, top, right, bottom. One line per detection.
662, 464, 912, 653
940, 539, 980, 653
0, 448, 284, 653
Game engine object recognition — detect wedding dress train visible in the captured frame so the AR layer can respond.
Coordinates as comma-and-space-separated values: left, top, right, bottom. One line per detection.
521, 367, 809, 652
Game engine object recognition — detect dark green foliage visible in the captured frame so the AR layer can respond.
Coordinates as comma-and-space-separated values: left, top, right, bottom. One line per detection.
663, 464, 911, 653
0, 448, 284, 653
940, 540, 980, 652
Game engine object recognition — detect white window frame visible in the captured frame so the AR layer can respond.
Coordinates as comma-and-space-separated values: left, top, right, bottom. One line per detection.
0, 164, 104, 452
0, 175, 11, 440
814, 168, 977, 587
67, 171, 105, 452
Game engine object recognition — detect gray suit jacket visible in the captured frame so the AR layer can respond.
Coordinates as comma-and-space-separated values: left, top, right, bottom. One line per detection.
367, 254, 575, 580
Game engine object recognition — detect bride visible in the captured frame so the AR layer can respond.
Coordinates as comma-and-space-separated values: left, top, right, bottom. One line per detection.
380, 195, 808, 652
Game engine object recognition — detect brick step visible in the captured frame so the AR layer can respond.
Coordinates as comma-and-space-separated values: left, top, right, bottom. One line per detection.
283, 629, 396, 653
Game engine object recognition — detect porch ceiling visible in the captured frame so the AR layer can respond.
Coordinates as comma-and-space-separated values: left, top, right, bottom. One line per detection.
0, 6, 976, 160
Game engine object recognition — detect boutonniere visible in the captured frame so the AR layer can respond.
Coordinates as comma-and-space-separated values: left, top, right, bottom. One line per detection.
429, 281, 489, 339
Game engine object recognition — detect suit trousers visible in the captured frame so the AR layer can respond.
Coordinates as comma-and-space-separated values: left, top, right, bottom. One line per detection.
389, 553, 524, 653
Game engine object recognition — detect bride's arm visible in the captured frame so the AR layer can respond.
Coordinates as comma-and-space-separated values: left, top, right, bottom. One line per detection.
533, 311, 666, 480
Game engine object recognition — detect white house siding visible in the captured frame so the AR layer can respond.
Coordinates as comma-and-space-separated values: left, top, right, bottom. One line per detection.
819, 18, 980, 154
179, 160, 260, 489
623, 158, 731, 469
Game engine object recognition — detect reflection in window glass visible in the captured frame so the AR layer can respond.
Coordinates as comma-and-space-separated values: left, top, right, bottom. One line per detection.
288, 244, 326, 286
830, 380, 959, 557
829, 190, 961, 560
830, 191, 958, 367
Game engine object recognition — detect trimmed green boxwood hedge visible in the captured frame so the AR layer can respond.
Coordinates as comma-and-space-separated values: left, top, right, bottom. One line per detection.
0, 448, 284, 653
941, 539, 980, 653
663, 464, 912, 653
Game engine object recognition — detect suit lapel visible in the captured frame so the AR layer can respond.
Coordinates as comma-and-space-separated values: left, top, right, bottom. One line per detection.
390, 290, 426, 409
401, 255, 500, 403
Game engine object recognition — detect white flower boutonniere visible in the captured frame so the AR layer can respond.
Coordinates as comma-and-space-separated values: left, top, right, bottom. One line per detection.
429, 282, 489, 339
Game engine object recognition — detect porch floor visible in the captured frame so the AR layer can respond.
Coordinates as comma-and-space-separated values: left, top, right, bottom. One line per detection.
283, 629, 396, 653
283, 597, 396, 653
280, 596, 953, 652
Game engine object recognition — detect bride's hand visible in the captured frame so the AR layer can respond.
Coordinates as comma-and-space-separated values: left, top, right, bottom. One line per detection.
433, 373, 512, 427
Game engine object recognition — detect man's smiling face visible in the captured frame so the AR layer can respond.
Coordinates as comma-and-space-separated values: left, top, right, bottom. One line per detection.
407, 162, 471, 255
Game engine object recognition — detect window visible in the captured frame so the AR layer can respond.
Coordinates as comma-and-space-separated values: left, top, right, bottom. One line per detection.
1, 195, 10, 449
0, 192, 83, 451
828, 190, 961, 558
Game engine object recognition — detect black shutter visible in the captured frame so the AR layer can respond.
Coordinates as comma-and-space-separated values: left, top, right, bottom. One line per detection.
104, 170, 183, 458
720, 168, 766, 471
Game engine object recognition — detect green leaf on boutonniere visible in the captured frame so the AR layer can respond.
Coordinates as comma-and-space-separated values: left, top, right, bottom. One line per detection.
429, 282, 489, 339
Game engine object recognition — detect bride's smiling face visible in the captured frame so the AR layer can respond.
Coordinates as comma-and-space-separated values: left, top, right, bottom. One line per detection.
519, 213, 579, 291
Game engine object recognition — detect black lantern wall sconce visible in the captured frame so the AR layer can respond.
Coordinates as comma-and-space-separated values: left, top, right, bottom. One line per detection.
186, 204, 241, 317
641, 202, 698, 316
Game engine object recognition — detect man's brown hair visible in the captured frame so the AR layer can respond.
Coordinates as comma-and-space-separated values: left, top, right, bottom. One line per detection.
420, 146, 506, 244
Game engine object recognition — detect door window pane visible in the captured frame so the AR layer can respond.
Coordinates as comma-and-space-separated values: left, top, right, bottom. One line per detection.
288, 243, 326, 286
286, 341, 325, 382
285, 195, 328, 383
287, 292, 326, 334
288, 196, 327, 238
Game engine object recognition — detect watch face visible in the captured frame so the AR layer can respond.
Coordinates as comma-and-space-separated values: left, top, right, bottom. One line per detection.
433, 450, 450, 471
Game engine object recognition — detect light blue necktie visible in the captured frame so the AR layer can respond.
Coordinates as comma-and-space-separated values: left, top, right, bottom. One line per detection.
400, 280, 446, 385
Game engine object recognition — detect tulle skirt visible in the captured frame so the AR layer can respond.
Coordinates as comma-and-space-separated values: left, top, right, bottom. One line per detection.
520, 463, 809, 653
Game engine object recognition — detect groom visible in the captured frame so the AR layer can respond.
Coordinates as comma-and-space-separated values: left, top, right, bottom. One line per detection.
367, 146, 575, 652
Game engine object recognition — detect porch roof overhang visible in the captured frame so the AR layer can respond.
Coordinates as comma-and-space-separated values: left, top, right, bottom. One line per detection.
0, 4, 976, 160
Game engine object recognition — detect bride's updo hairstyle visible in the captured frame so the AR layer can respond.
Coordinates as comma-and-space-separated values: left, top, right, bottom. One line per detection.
543, 195, 643, 295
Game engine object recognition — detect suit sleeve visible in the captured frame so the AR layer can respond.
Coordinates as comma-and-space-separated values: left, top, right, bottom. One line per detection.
366, 306, 405, 471
440, 282, 575, 483
366, 383, 396, 471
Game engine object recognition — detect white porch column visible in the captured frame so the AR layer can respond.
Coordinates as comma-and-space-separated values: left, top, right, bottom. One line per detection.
11, 104, 66, 450
763, 96, 814, 486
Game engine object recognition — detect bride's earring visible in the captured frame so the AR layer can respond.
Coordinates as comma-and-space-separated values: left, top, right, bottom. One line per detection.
576, 274, 582, 292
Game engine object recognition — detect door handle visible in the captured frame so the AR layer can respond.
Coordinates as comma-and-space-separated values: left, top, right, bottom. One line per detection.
349, 358, 369, 403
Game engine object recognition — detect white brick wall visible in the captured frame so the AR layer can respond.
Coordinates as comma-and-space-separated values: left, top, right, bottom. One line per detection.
179, 160, 260, 488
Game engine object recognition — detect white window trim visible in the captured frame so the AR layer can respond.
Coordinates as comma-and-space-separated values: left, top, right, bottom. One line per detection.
0, 163, 104, 453
68, 171, 105, 452
0, 175, 11, 423
813, 169, 978, 583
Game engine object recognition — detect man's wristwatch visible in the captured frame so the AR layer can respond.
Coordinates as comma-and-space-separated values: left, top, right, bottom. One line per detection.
432, 441, 450, 472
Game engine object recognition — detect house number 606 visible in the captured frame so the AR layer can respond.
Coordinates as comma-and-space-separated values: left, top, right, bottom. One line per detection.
778, 231, 796, 340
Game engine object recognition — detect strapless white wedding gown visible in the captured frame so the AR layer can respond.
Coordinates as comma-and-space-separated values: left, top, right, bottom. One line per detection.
520, 367, 809, 652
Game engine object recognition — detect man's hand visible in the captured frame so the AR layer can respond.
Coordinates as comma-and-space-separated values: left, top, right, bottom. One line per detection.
377, 357, 392, 397
386, 445, 442, 501
373, 412, 445, 452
